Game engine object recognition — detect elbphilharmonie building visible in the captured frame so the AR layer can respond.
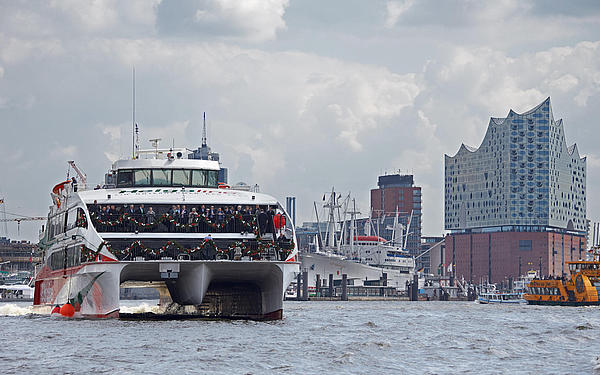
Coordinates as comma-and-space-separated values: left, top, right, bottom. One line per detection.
443, 98, 587, 282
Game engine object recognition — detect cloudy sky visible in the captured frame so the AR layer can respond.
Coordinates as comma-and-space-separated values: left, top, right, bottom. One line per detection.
1, 0, 600, 242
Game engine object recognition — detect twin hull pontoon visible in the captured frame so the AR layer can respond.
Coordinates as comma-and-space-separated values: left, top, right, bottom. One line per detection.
34, 156, 299, 319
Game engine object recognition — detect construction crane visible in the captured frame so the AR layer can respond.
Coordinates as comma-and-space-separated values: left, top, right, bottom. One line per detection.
0, 198, 7, 238
67, 160, 87, 189
0, 217, 46, 237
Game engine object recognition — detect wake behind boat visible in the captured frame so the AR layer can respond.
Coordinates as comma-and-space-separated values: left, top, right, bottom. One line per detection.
33, 146, 299, 319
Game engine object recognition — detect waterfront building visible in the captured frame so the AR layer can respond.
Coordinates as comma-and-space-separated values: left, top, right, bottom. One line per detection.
370, 174, 422, 258
421, 236, 444, 274
444, 98, 586, 283
0, 237, 39, 273
286, 197, 296, 227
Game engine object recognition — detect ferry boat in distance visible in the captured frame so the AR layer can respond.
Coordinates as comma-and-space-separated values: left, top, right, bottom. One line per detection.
477, 271, 536, 304
524, 247, 600, 306
33, 146, 299, 319
477, 284, 525, 304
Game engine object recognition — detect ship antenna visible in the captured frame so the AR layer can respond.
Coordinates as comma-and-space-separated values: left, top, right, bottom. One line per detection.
134, 123, 139, 159
132, 66, 136, 159
202, 112, 207, 147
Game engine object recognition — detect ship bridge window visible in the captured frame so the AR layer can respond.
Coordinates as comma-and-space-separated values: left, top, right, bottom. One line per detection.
191, 170, 207, 187
172, 170, 191, 187
208, 170, 218, 187
117, 169, 219, 188
134, 169, 151, 186
117, 170, 133, 187
153, 169, 171, 186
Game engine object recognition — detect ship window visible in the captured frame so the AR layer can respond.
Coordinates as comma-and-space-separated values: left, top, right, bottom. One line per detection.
76, 208, 88, 229
117, 170, 133, 187
49, 250, 64, 270
191, 170, 208, 187
208, 170, 218, 187
133, 169, 152, 186
153, 169, 171, 186
172, 170, 191, 186
66, 208, 77, 231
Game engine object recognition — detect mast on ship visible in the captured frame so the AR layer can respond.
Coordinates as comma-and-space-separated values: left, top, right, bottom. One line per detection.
323, 187, 341, 250
347, 198, 360, 257
132, 66, 136, 159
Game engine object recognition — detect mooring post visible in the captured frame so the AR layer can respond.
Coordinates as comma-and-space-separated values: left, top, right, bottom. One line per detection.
296, 272, 302, 300
411, 273, 419, 301
315, 274, 321, 297
328, 273, 334, 297
302, 270, 309, 301
341, 274, 348, 301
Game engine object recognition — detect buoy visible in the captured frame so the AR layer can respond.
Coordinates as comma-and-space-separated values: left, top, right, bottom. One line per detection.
51, 305, 61, 315
59, 303, 75, 318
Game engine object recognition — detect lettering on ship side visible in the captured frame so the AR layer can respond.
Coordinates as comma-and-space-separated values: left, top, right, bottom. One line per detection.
117, 190, 240, 196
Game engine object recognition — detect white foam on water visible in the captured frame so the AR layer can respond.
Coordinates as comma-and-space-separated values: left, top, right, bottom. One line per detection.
119, 302, 160, 314
0, 303, 33, 316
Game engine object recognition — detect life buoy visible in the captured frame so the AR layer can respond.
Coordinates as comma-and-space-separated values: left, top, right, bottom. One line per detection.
218, 183, 230, 189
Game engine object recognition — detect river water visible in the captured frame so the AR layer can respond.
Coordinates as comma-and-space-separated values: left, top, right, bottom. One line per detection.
0, 300, 598, 374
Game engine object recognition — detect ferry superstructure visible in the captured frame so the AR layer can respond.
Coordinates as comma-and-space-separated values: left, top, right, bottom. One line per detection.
524, 247, 600, 306
34, 150, 299, 319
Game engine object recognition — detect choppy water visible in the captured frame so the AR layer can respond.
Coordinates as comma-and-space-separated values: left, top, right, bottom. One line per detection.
0, 300, 599, 374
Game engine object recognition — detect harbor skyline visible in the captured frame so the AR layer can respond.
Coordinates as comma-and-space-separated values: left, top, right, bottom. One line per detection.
1, 1, 600, 242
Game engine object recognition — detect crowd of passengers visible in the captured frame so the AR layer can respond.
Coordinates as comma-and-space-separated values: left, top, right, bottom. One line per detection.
87, 202, 284, 236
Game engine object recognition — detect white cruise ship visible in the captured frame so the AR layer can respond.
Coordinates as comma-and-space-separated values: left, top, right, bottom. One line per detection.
33, 148, 299, 319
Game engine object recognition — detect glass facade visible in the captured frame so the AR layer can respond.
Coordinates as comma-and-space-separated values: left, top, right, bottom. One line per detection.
444, 98, 586, 232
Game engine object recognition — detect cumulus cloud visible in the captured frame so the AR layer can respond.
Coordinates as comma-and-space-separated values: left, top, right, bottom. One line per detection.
157, 0, 289, 42
385, 0, 414, 28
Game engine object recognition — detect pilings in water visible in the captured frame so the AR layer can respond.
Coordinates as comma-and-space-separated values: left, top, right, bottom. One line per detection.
315, 274, 321, 297
296, 273, 302, 300
341, 274, 348, 301
302, 270, 309, 301
409, 273, 419, 301
328, 274, 334, 297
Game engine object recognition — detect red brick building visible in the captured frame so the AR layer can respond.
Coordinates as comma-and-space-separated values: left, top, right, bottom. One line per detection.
444, 231, 586, 283
370, 174, 422, 265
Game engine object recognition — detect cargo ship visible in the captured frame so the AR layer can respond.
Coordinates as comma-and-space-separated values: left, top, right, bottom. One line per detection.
33, 146, 299, 319
524, 247, 600, 306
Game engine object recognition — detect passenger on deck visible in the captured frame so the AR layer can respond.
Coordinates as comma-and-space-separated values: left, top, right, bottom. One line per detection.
145, 207, 156, 225
189, 208, 199, 232
267, 206, 276, 238
180, 205, 188, 230
257, 207, 268, 238
216, 207, 224, 226
90, 200, 99, 216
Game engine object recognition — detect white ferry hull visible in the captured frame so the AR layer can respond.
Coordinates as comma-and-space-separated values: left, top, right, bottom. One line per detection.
300, 252, 412, 291
34, 260, 299, 320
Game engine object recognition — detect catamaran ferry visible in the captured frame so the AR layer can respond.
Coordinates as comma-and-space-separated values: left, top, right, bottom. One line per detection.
33, 148, 299, 319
